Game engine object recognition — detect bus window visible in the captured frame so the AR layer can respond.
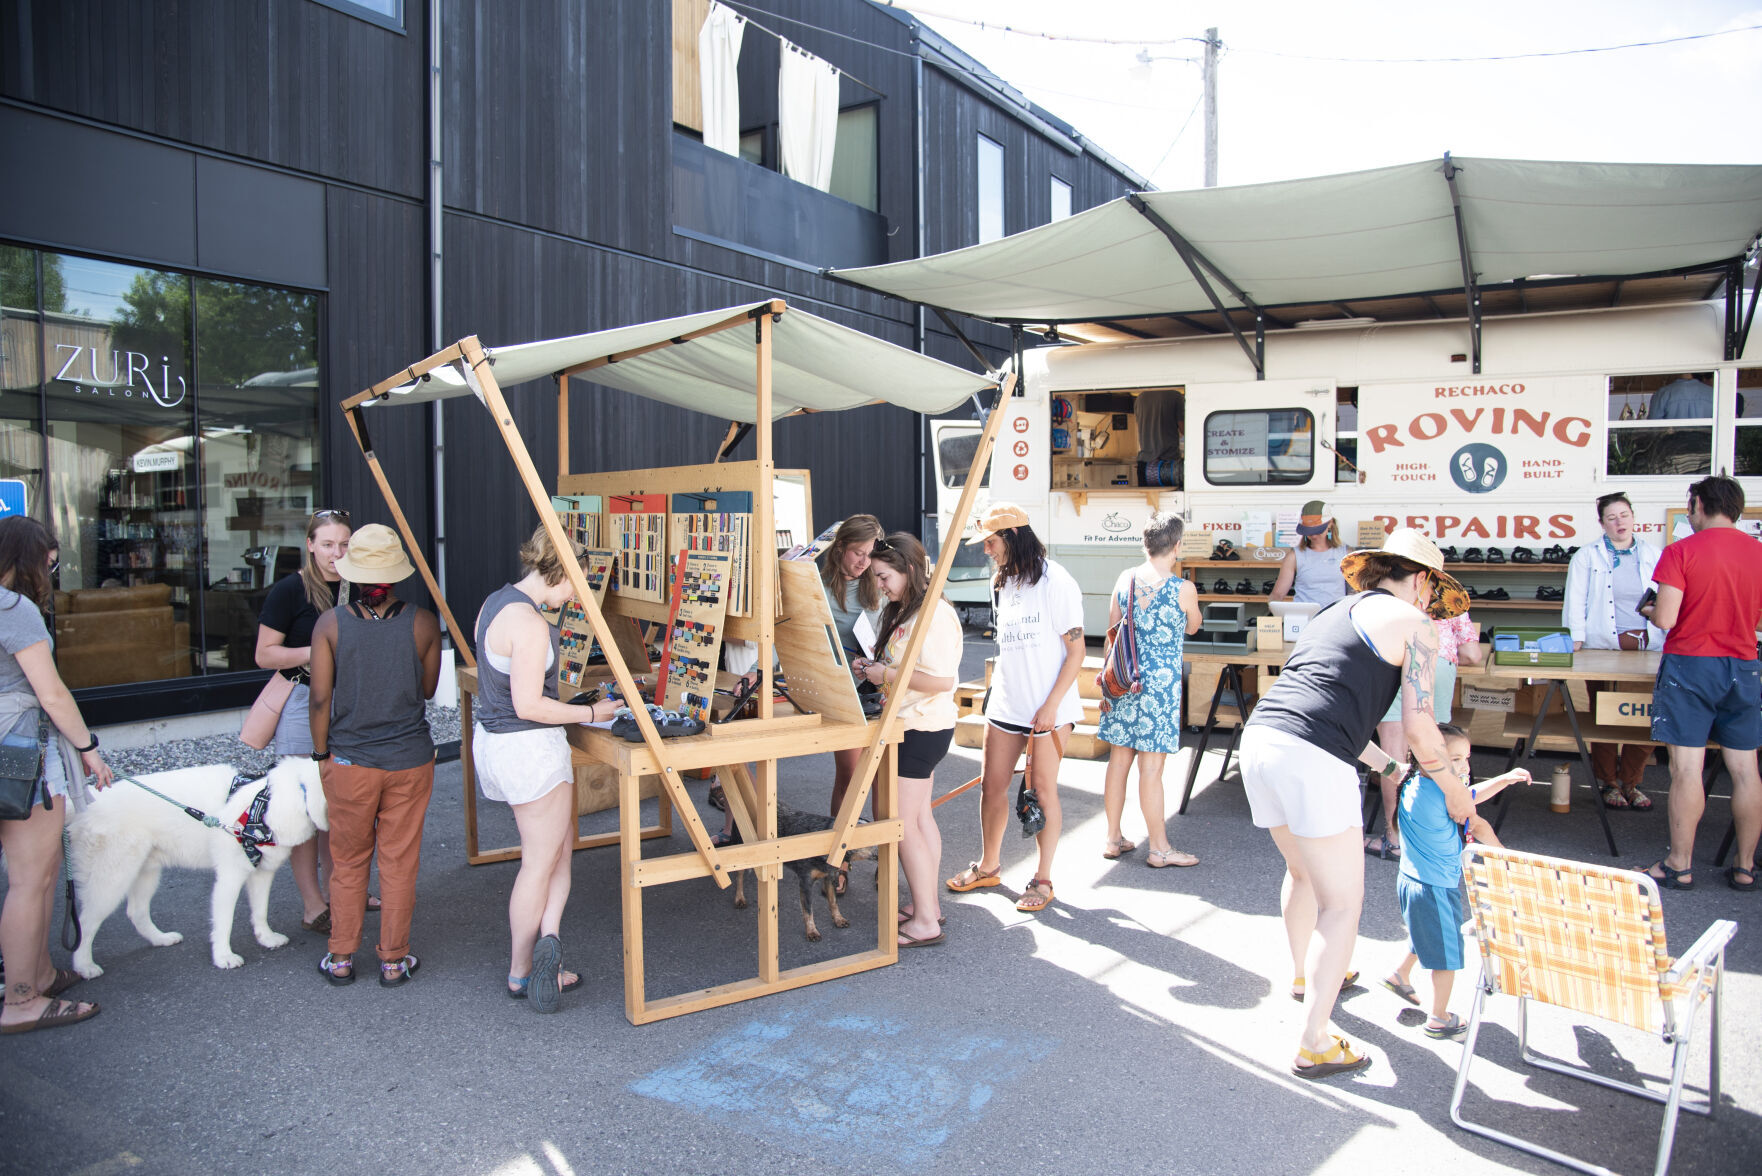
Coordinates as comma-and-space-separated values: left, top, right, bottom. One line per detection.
1203, 409, 1315, 486
1335, 387, 1358, 483
1607, 372, 1713, 477
1737, 369, 1762, 477
937, 427, 991, 489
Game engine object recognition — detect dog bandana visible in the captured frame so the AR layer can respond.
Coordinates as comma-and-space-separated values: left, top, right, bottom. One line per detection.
230, 786, 277, 867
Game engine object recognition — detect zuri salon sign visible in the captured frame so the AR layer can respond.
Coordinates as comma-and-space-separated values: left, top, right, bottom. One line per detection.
1357, 376, 1600, 542
53, 345, 188, 408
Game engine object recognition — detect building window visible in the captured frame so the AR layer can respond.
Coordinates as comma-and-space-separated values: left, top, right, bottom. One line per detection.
310, 0, 403, 32
1736, 368, 1762, 476
7, 246, 323, 690
1606, 372, 1713, 477
0, 245, 45, 517
829, 105, 878, 211
977, 134, 1005, 243
1203, 409, 1315, 486
1050, 176, 1072, 222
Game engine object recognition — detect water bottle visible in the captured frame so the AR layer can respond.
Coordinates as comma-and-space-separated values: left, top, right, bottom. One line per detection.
1550, 764, 1572, 813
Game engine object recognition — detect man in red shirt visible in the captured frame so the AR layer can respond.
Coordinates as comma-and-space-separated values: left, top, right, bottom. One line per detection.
1645, 476, 1762, 892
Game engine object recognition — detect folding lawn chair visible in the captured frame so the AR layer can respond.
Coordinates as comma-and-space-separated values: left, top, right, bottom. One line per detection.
1451, 844, 1735, 1176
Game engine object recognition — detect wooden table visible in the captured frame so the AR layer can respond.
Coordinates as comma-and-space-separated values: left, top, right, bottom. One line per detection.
1177, 645, 1293, 814
1480, 649, 1661, 856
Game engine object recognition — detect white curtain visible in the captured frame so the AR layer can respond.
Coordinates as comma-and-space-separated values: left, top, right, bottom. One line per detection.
779, 42, 839, 192
698, 1, 745, 156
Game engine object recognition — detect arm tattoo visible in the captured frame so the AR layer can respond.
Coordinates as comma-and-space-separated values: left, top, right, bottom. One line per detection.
1403, 630, 1436, 715
1063, 626, 1085, 643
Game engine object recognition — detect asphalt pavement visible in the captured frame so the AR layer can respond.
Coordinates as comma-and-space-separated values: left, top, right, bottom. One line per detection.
2, 633, 1756, 1176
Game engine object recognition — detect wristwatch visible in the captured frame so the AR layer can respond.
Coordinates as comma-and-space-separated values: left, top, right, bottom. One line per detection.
75, 733, 99, 753
311, 749, 331, 761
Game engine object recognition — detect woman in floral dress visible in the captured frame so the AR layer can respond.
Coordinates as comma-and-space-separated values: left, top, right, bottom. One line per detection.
1098, 513, 1202, 866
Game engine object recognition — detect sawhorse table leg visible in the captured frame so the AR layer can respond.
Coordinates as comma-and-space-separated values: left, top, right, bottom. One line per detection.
1178, 663, 1251, 815
1492, 680, 1618, 856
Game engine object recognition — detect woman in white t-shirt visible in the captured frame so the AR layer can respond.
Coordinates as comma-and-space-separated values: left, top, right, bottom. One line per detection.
945, 504, 1085, 914
852, 533, 962, 948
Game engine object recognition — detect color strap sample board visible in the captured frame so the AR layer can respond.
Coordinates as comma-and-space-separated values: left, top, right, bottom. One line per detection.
610, 493, 668, 603
669, 491, 752, 617
552, 494, 603, 550
556, 548, 617, 689
656, 550, 731, 720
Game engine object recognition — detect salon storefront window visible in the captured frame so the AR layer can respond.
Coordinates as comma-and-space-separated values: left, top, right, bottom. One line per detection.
6, 245, 322, 690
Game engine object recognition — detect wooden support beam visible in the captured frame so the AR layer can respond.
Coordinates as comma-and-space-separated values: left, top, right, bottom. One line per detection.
342, 341, 467, 411
456, 337, 732, 889
556, 373, 569, 478
341, 392, 476, 667
631, 819, 903, 888
826, 372, 1013, 868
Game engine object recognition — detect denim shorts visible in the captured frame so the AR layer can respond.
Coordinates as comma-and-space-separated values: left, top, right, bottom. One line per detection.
1650, 653, 1762, 751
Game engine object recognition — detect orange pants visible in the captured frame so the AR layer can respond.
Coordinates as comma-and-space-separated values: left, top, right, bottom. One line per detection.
1584, 680, 1653, 789
322, 758, 434, 962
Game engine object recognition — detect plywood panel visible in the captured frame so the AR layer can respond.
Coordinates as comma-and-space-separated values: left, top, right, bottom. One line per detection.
672, 0, 710, 133
775, 559, 867, 725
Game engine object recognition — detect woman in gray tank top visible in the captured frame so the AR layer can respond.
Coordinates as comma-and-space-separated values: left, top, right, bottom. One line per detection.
309, 525, 441, 989
1270, 500, 1348, 606
473, 526, 621, 1013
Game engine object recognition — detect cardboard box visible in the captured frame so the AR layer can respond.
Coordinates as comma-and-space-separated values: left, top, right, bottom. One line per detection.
1594, 691, 1655, 727
1461, 684, 1516, 713
1255, 615, 1283, 651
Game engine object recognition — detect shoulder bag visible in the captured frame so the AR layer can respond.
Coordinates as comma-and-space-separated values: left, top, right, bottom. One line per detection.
0, 711, 53, 820
1095, 576, 1142, 713
238, 670, 298, 750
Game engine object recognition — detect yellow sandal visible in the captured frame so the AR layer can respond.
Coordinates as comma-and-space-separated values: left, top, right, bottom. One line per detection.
1290, 970, 1360, 1002
946, 862, 1002, 892
1291, 1034, 1373, 1080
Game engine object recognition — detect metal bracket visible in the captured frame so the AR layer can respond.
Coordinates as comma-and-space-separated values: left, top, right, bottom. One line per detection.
932, 306, 996, 371
1127, 193, 1265, 378
1440, 153, 1483, 374
1727, 253, 1759, 361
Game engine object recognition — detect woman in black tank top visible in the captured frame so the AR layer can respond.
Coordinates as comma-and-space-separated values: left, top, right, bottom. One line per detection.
1238, 528, 1474, 1081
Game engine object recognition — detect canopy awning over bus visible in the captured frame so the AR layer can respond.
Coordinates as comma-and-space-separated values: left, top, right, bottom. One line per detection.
829, 156, 1762, 346
354, 302, 996, 422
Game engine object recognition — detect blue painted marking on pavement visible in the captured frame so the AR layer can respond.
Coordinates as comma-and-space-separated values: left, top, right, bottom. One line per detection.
631, 989, 1054, 1169
0, 481, 25, 518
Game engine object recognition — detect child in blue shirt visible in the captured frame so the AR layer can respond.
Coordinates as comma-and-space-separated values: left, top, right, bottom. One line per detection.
1379, 725, 1531, 1038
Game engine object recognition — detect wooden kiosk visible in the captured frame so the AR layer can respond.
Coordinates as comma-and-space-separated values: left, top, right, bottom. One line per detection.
339, 300, 1006, 1023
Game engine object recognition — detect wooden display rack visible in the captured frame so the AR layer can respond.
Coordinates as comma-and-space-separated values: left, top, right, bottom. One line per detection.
338, 300, 1006, 1023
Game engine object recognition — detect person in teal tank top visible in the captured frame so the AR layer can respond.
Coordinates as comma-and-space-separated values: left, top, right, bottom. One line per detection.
1098, 513, 1201, 867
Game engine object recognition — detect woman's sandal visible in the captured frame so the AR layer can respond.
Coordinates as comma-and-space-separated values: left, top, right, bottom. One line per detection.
379, 954, 420, 988
1292, 1034, 1373, 1080
1102, 837, 1137, 860
1363, 835, 1401, 860
301, 907, 332, 934
1645, 860, 1694, 890
318, 952, 355, 986
0, 996, 100, 1035
1726, 864, 1758, 892
1600, 786, 1631, 810
508, 970, 584, 998
946, 863, 1002, 892
897, 908, 947, 925
1291, 970, 1361, 1002
1015, 879, 1054, 913
1623, 787, 1653, 811
1146, 846, 1199, 868
42, 968, 81, 999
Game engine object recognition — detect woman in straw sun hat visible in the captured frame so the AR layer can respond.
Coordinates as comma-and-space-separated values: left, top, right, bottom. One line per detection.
309, 523, 442, 989
1239, 527, 1474, 1081
1270, 499, 1348, 607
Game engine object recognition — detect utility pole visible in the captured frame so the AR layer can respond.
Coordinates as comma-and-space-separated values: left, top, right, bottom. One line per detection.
1202, 27, 1219, 187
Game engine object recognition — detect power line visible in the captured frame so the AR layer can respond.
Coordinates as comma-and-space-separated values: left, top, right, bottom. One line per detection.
1225, 23, 1762, 64
873, 2, 1208, 49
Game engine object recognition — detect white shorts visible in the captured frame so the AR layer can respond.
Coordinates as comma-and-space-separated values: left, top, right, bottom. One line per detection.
1241, 724, 1363, 839
472, 723, 573, 806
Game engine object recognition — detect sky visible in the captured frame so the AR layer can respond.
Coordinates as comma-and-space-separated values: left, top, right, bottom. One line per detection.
900, 0, 1762, 191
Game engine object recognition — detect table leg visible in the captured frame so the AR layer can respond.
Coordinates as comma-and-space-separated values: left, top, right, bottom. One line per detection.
1214, 664, 1253, 782
1558, 687, 1619, 856
1177, 663, 1228, 815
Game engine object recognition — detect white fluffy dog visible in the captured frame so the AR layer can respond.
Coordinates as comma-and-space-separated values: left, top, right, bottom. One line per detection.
68, 756, 328, 977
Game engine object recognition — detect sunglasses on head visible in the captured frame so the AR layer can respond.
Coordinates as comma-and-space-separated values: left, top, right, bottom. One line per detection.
870, 538, 893, 553
313, 508, 351, 523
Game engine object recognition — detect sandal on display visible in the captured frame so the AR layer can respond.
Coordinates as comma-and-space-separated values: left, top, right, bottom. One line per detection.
1424, 1012, 1469, 1040
1483, 587, 1510, 601
1460, 547, 1485, 563
1261, 579, 1276, 594
1291, 1035, 1373, 1080
0, 997, 100, 1036
318, 952, 355, 987
1541, 544, 1568, 563
1511, 547, 1538, 563
1015, 879, 1055, 913
1440, 546, 1460, 562
1291, 970, 1360, 1002
1101, 837, 1137, 860
1146, 846, 1199, 868
611, 705, 705, 742
1644, 860, 1694, 890
1600, 785, 1631, 809
1234, 579, 1255, 595
1485, 547, 1506, 564
378, 954, 420, 988
1380, 976, 1421, 1006
946, 863, 1002, 892
1212, 578, 1232, 594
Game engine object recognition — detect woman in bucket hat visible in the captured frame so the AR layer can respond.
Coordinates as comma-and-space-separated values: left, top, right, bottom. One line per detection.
1270, 500, 1348, 606
1239, 528, 1472, 1080
309, 523, 442, 989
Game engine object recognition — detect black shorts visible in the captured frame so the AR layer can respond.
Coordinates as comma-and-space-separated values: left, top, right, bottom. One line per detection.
897, 727, 955, 778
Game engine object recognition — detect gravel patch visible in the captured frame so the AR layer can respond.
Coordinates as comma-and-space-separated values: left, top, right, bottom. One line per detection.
105, 703, 463, 778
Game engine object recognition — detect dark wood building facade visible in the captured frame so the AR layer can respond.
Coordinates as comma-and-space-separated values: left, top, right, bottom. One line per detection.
0, 0, 1142, 719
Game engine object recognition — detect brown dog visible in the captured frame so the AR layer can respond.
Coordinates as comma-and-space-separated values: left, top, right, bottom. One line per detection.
726, 802, 875, 941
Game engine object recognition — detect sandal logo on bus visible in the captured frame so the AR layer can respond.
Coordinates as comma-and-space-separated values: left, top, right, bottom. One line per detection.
1448, 443, 1507, 494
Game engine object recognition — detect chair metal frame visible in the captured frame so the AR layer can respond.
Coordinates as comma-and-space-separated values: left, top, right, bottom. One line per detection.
1450, 843, 1735, 1176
